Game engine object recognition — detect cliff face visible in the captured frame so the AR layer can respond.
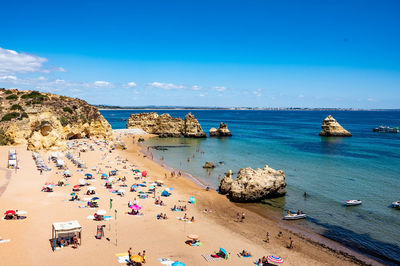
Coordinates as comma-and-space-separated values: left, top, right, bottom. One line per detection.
209, 122, 232, 137
219, 165, 286, 202
126, 112, 206, 138
0, 89, 112, 150
319, 115, 352, 137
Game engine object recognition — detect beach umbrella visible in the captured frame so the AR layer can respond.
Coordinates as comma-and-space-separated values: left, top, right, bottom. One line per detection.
172, 262, 185, 266
108, 177, 115, 182
118, 189, 125, 193
148, 185, 155, 189
16, 210, 27, 215
150, 182, 157, 186
102, 173, 108, 177
219, 248, 229, 260
134, 169, 140, 172
91, 197, 100, 200
156, 180, 164, 184
4, 210, 15, 215
141, 171, 147, 177
88, 186, 96, 191
187, 234, 199, 240
79, 179, 86, 185
70, 192, 76, 196
73, 185, 80, 189
130, 204, 141, 210
130, 255, 143, 263
85, 173, 93, 177
96, 209, 106, 215
267, 256, 284, 264
46, 184, 55, 188
189, 196, 196, 204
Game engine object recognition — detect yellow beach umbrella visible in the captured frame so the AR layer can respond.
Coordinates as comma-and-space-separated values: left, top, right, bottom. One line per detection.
130, 255, 143, 263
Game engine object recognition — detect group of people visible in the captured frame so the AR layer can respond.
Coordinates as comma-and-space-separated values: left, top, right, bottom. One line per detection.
157, 213, 168, 220
154, 199, 164, 206
58, 234, 79, 249
128, 248, 146, 265
172, 205, 187, 211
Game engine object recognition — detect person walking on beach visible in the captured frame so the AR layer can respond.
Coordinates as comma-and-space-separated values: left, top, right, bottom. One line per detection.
142, 250, 146, 263
241, 212, 245, 222
287, 237, 294, 249
236, 212, 240, 222
265, 232, 269, 243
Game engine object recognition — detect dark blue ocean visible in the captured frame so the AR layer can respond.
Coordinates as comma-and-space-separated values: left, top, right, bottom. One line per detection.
101, 110, 400, 264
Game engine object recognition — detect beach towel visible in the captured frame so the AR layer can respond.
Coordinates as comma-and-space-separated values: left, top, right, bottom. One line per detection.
158, 258, 174, 265
116, 255, 129, 263
0, 239, 11, 244
202, 254, 222, 262
237, 253, 252, 258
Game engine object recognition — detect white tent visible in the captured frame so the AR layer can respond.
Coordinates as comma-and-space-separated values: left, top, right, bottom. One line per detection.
8, 159, 17, 168
52, 220, 82, 251
56, 159, 64, 167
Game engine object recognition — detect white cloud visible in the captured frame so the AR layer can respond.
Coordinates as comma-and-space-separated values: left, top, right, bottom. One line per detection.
0, 47, 66, 74
191, 85, 201, 91
127, 82, 137, 87
0, 47, 47, 74
252, 88, 262, 97
0, 75, 17, 80
213, 86, 227, 92
148, 81, 186, 90
93, 80, 112, 87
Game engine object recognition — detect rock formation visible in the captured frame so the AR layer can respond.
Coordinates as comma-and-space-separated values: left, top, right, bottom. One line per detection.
202, 161, 215, 168
319, 115, 352, 137
126, 112, 206, 138
0, 89, 112, 150
209, 122, 232, 137
219, 165, 286, 202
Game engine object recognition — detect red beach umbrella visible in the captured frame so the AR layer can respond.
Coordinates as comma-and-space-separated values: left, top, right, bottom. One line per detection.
4, 210, 15, 215
73, 185, 80, 189
141, 171, 147, 177
267, 255, 284, 264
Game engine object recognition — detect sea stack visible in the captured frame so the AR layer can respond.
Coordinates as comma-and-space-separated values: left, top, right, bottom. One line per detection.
219, 165, 286, 202
209, 122, 232, 137
319, 115, 352, 137
126, 112, 206, 138
0, 89, 112, 150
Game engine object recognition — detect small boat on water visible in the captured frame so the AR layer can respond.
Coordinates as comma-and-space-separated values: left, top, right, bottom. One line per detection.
392, 201, 400, 208
373, 126, 399, 133
346, 200, 362, 206
283, 212, 306, 220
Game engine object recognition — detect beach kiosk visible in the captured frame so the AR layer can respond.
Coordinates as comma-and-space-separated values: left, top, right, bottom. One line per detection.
51, 220, 82, 251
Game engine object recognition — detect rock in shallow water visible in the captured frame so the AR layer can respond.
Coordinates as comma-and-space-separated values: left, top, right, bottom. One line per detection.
219, 165, 286, 202
209, 122, 232, 137
319, 115, 352, 137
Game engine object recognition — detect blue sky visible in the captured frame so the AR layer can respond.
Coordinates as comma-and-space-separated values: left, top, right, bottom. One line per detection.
0, 0, 399, 108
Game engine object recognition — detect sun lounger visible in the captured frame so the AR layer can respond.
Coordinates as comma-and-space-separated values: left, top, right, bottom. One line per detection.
202, 254, 223, 262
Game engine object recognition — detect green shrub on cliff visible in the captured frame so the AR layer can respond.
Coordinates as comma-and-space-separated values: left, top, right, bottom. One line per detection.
10, 104, 24, 111
60, 116, 68, 126
63, 107, 73, 114
1, 112, 20, 121
4, 90, 13, 94
6, 94, 18, 100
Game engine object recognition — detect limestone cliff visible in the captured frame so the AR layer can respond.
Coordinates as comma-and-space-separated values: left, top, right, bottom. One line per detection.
219, 165, 286, 202
319, 115, 352, 137
126, 112, 206, 138
209, 122, 232, 137
0, 89, 112, 150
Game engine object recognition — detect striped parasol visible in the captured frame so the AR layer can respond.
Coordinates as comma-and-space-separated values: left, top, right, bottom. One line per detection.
267, 255, 284, 264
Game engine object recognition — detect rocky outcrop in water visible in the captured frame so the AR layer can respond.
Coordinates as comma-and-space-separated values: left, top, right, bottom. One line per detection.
0, 89, 112, 150
219, 165, 286, 202
126, 112, 206, 138
209, 122, 232, 137
319, 115, 352, 137
203, 161, 215, 168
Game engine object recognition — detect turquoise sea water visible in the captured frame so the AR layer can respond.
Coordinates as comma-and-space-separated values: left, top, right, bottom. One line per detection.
101, 110, 400, 264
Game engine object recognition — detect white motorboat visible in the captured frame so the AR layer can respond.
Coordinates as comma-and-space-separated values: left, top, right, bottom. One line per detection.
392, 201, 400, 208
283, 213, 306, 220
346, 200, 362, 206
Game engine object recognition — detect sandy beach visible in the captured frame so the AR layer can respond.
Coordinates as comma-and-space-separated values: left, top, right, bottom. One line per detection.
0, 132, 379, 266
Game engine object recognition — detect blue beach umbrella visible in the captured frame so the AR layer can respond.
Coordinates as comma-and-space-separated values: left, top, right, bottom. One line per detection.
85, 173, 92, 177
91, 197, 100, 200
219, 248, 229, 259
102, 173, 108, 177
172, 262, 185, 266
